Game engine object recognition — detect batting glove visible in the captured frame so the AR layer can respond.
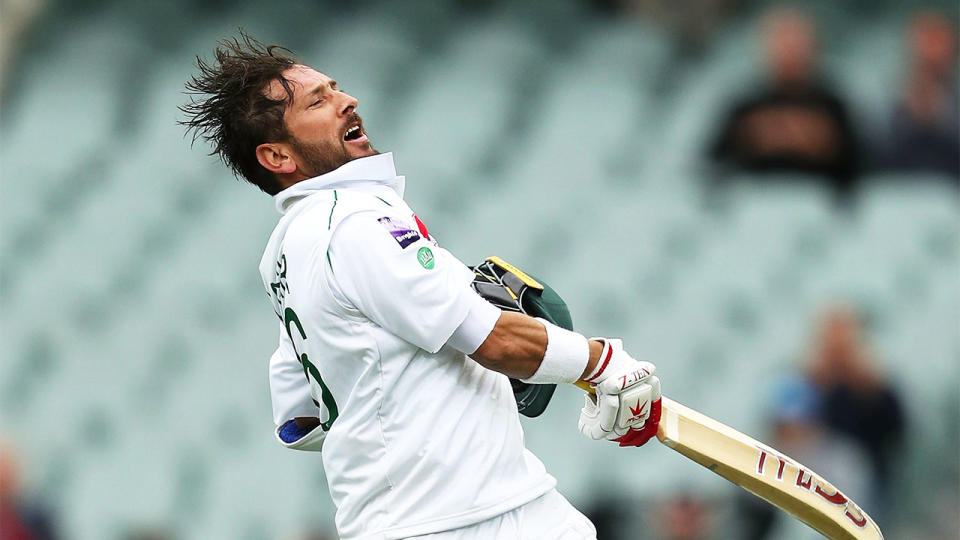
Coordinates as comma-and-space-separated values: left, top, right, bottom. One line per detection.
578, 339, 662, 447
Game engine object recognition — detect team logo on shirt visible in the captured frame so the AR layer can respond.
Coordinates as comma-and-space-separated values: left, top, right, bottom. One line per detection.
417, 247, 435, 269
378, 216, 421, 249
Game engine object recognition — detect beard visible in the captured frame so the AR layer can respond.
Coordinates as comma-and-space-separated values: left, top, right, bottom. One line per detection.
290, 137, 354, 178
290, 113, 379, 178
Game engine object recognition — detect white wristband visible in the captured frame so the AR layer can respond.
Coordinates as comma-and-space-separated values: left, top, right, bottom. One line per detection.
521, 318, 590, 384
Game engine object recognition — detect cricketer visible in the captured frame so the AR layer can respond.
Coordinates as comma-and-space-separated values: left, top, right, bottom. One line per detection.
181, 34, 661, 540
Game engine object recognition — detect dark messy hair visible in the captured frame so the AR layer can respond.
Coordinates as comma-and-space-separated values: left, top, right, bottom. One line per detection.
180, 32, 298, 195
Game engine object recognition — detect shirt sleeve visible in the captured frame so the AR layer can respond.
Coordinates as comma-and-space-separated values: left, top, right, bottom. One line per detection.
327, 210, 477, 353
446, 290, 502, 354
269, 329, 319, 427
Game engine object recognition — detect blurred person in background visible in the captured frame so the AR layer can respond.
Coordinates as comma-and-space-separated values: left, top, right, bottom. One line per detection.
0, 443, 58, 540
709, 8, 860, 200
583, 491, 714, 540
596, 0, 741, 57
738, 378, 871, 540
742, 304, 905, 537
0, 0, 47, 96
805, 305, 905, 516
581, 494, 632, 540
122, 529, 174, 540
653, 493, 712, 540
872, 10, 959, 180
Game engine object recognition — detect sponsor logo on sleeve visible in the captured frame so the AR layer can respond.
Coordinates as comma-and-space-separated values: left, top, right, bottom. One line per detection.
378, 216, 421, 249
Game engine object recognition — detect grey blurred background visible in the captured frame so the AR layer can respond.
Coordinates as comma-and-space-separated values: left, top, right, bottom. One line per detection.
0, 0, 957, 539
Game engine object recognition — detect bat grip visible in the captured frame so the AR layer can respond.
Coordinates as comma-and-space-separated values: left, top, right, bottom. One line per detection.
574, 381, 596, 395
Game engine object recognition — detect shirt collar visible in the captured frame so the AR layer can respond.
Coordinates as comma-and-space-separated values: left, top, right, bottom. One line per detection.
274, 152, 404, 213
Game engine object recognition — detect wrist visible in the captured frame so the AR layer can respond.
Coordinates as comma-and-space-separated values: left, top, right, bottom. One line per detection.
582, 339, 615, 383
579, 340, 605, 380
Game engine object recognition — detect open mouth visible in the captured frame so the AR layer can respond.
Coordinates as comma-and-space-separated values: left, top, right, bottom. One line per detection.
343, 123, 364, 142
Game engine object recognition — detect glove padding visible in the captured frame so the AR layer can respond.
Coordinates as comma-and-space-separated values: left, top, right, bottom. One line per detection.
578, 339, 662, 447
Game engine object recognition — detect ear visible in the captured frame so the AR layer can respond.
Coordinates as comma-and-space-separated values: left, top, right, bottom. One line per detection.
256, 142, 297, 175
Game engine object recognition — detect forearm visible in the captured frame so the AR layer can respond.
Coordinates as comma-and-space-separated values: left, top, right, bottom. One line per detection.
470, 311, 603, 380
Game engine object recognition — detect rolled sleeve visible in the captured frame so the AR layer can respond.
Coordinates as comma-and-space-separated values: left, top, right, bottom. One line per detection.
447, 291, 503, 354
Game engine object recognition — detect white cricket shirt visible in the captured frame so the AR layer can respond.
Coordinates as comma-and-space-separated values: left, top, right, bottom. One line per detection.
258, 154, 556, 539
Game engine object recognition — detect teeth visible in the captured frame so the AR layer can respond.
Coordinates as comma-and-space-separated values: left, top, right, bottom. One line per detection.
346, 126, 360, 139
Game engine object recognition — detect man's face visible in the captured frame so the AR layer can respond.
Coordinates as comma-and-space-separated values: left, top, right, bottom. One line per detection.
763, 12, 816, 85
270, 65, 377, 178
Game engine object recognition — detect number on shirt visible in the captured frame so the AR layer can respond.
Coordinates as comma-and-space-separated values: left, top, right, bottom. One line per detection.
284, 307, 339, 431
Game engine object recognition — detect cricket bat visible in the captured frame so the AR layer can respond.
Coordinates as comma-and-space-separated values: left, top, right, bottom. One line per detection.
576, 384, 884, 539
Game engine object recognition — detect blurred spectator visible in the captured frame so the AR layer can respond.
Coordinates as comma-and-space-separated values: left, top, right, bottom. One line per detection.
709, 9, 860, 200
873, 11, 959, 180
0, 443, 58, 540
806, 306, 905, 513
741, 305, 906, 537
738, 378, 871, 540
123, 530, 175, 540
653, 493, 713, 540
582, 494, 633, 540
0, 0, 47, 96
602, 0, 741, 56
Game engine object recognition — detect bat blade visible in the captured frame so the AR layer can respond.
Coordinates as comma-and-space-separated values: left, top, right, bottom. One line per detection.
657, 397, 883, 540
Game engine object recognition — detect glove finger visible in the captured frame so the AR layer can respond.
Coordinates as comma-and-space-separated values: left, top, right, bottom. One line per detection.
597, 392, 620, 433
639, 361, 656, 377
578, 417, 607, 440
648, 375, 661, 400
581, 394, 599, 416
596, 363, 654, 396
579, 395, 604, 440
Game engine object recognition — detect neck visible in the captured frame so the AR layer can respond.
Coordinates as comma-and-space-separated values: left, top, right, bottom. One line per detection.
275, 170, 312, 191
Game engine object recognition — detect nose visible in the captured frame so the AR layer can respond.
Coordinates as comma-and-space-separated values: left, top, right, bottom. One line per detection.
339, 91, 358, 117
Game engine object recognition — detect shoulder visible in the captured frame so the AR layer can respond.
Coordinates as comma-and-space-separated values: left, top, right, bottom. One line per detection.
330, 208, 421, 254
285, 190, 396, 244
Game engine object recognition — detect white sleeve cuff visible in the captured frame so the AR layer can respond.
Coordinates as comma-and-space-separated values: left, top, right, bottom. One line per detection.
520, 318, 590, 384
447, 291, 503, 354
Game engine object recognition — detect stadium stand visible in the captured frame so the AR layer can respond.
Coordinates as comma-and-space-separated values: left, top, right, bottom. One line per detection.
1, 1, 956, 538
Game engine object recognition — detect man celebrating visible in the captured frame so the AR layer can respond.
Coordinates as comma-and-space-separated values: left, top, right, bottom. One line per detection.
182, 34, 661, 539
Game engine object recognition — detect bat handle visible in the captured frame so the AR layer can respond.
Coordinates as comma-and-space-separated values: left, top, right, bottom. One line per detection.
574, 381, 595, 395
